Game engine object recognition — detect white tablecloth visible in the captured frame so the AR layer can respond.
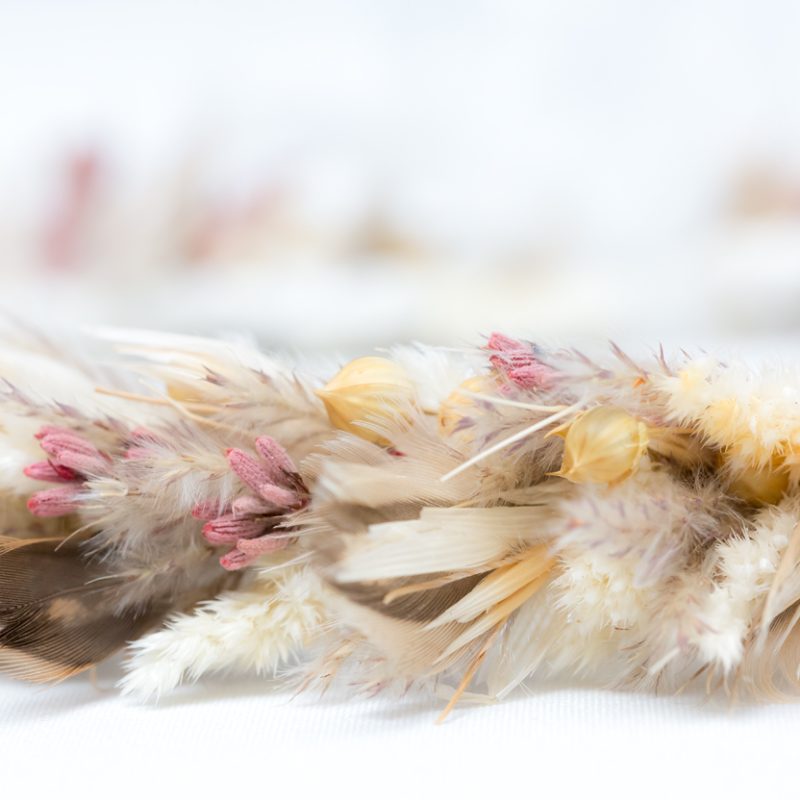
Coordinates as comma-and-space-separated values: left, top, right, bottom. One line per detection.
2, 657, 796, 797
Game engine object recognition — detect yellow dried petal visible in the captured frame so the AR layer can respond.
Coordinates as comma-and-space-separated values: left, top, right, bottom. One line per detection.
317, 356, 416, 445
555, 406, 649, 484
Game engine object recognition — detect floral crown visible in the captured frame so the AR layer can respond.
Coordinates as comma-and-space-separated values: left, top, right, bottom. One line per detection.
1, 329, 796, 719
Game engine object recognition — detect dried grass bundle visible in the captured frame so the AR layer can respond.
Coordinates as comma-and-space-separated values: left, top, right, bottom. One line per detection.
2, 328, 800, 717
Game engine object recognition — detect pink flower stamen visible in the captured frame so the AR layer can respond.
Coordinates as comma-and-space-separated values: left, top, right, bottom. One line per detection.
34, 425, 76, 441
256, 483, 301, 509
254, 435, 297, 482
27, 486, 80, 517
226, 448, 275, 495
24, 460, 79, 483
24, 425, 113, 519
486, 332, 555, 390
231, 495, 273, 517
202, 515, 269, 544
205, 437, 308, 570
219, 534, 288, 570
218, 549, 251, 571
39, 431, 108, 475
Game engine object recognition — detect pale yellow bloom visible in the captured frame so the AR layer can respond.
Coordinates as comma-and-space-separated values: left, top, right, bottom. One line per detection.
317, 356, 416, 445
555, 406, 649, 484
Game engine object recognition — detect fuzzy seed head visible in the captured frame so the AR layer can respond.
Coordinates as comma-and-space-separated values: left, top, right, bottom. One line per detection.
726, 457, 789, 506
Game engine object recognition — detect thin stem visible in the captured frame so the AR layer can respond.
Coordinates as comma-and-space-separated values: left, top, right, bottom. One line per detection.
440, 402, 583, 482
436, 622, 504, 724
95, 386, 251, 437
460, 390, 569, 412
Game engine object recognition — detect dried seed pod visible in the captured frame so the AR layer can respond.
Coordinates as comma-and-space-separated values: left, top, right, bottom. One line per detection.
317, 356, 416, 445
554, 405, 649, 484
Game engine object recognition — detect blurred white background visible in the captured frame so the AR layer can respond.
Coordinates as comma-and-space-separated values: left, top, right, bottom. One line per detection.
3, 0, 800, 350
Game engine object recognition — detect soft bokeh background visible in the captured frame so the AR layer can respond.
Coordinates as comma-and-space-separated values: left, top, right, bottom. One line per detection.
3, 0, 800, 352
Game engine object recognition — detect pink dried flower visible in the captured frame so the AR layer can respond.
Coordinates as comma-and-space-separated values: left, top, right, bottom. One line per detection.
220, 534, 287, 570
26, 486, 80, 517
25, 425, 111, 518
39, 430, 108, 475
254, 435, 297, 482
231, 495, 273, 516
226, 448, 276, 495
34, 425, 75, 441
202, 515, 271, 544
257, 483, 303, 509
204, 437, 309, 570
486, 332, 555, 390
24, 460, 79, 483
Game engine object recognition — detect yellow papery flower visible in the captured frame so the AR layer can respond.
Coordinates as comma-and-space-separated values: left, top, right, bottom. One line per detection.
554, 406, 649, 485
317, 356, 416, 446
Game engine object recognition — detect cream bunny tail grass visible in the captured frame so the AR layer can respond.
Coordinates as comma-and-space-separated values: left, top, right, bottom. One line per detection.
3, 328, 800, 717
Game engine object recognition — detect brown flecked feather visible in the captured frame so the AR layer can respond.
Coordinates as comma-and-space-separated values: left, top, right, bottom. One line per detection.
0, 537, 160, 682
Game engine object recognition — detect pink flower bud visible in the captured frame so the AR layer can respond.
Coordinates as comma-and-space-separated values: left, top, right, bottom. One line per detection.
257, 483, 302, 509
487, 332, 535, 368
226, 448, 274, 495
231, 495, 273, 517
24, 460, 79, 483
219, 533, 287, 570
39, 432, 107, 476
202, 515, 268, 544
27, 486, 80, 517
504, 363, 554, 391
487, 332, 554, 390
486, 332, 526, 354
254, 436, 297, 482
236, 533, 288, 557
39, 431, 98, 456
218, 549, 250, 570
34, 425, 75, 441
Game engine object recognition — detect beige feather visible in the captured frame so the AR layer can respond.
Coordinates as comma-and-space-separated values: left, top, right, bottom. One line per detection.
331, 506, 554, 583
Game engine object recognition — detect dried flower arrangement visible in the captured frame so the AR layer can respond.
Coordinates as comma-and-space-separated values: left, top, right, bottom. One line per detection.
2, 328, 800, 719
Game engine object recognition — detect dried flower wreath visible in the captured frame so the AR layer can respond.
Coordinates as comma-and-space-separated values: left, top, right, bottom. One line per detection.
1, 329, 799, 719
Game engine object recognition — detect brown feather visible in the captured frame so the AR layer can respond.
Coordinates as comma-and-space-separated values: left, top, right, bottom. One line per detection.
0, 537, 161, 682
334, 573, 486, 623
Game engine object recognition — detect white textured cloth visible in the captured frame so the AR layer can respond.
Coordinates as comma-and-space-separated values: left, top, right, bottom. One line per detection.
2, 659, 797, 796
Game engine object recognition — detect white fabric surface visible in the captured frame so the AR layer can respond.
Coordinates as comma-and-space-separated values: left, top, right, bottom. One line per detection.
2, 657, 797, 797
